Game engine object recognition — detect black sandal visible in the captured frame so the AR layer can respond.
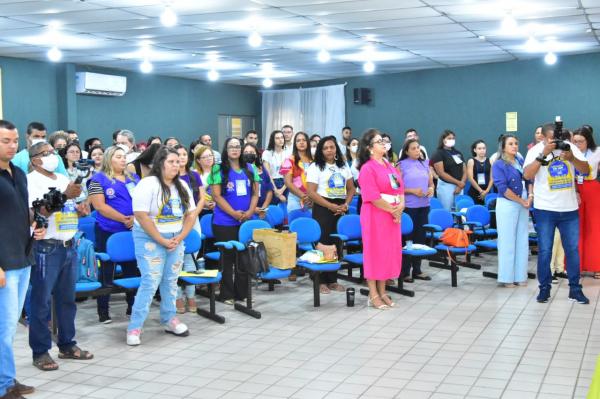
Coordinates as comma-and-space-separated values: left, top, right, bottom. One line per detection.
414, 274, 432, 281
32, 353, 59, 371
403, 276, 414, 283
58, 345, 94, 360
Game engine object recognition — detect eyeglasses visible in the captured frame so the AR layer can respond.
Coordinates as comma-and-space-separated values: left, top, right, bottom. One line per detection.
382, 139, 391, 144
32, 150, 53, 158
198, 155, 214, 160
370, 139, 384, 145
227, 145, 242, 150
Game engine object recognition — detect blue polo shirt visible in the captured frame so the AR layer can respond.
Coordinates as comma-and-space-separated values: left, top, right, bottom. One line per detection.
207, 164, 260, 226
89, 172, 140, 233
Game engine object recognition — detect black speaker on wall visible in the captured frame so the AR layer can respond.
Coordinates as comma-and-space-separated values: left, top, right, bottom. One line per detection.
353, 88, 372, 105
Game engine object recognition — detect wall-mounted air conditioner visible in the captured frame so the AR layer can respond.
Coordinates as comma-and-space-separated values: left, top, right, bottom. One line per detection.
75, 72, 127, 96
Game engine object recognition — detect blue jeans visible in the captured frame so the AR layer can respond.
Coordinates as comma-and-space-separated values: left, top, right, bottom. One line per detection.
436, 179, 461, 211
534, 209, 581, 289
496, 198, 529, 283
29, 242, 78, 358
128, 227, 185, 331
0, 267, 30, 396
177, 254, 197, 300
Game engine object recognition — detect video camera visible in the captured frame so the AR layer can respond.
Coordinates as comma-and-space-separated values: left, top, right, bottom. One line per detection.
553, 116, 571, 151
31, 187, 67, 228
73, 159, 95, 184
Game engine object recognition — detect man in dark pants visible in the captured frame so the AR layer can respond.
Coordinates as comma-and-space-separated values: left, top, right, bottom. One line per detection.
26, 142, 94, 371
0, 120, 45, 399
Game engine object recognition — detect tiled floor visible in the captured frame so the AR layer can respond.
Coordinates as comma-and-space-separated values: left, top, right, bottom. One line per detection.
13, 253, 599, 399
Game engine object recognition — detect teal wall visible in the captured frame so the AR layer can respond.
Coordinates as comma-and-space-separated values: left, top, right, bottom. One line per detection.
284, 52, 600, 156
0, 56, 261, 148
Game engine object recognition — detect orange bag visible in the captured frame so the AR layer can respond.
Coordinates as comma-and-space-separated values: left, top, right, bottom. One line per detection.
440, 228, 471, 248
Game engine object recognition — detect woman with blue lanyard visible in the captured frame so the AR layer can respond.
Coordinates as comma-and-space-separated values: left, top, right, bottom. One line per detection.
262, 130, 288, 205
127, 146, 197, 345
208, 137, 260, 305
281, 131, 314, 214
492, 134, 531, 287
467, 140, 493, 205
88, 146, 140, 323
242, 142, 273, 219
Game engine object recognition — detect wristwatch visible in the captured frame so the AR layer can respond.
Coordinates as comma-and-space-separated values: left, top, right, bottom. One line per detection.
535, 154, 548, 165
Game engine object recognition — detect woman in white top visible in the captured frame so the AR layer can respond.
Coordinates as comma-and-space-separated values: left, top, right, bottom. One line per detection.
127, 146, 197, 346
193, 145, 216, 216
262, 130, 288, 205
306, 136, 356, 294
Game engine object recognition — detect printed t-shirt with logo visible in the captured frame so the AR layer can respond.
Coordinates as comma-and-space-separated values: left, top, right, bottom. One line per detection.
524, 140, 587, 212
132, 176, 196, 234
27, 170, 78, 241
306, 162, 353, 199
88, 171, 140, 233
207, 164, 261, 226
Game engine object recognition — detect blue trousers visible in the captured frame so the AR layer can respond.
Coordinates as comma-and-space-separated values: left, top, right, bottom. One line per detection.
29, 241, 78, 358
496, 198, 529, 283
436, 179, 461, 211
534, 209, 581, 289
0, 267, 30, 396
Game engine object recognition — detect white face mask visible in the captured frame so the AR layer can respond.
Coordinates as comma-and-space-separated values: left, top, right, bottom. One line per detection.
310, 147, 316, 156
40, 155, 59, 172
30, 138, 46, 147
117, 144, 130, 153
350, 145, 358, 153
384, 143, 392, 152
444, 139, 456, 148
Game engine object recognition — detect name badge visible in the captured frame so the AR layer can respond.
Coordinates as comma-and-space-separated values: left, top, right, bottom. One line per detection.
388, 173, 400, 189
452, 155, 463, 165
577, 175, 584, 185
477, 173, 486, 186
236, 179, 248, 196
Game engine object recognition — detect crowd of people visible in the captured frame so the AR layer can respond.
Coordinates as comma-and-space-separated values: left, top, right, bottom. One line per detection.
0, 118, 598, 398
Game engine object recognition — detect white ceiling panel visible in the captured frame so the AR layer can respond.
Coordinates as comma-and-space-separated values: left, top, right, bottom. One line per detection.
0, 0, 596, 84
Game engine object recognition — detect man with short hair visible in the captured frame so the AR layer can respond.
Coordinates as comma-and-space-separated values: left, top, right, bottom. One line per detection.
244, 130, 259, 147
524, 122, 590, 304
115, 129, 139, 163
27, 142, 94, 371
338, 126, 352, 154
199, 134, 221, 164
12, 122, 67, 176
281, 125, 294, 156
0, 120, 46, 399
399, 128, 428, 159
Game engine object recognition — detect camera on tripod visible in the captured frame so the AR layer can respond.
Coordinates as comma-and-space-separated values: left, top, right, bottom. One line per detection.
73, 159, 95, 184
31, 187, 67, 228
553, 116, 571, 151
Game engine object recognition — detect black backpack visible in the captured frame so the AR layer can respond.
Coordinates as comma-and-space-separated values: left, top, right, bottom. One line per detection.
238, 241, 269, 277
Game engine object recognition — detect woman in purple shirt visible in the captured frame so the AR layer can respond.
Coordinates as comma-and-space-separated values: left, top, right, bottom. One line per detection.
398, 139, 434, 282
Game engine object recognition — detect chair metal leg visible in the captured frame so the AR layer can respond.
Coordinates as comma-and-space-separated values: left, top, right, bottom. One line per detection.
268, 281, 275, 291
234, 273, 261, 319
313, 272, 320, 307
451, 257, 458, 287
196, 283, 225, 324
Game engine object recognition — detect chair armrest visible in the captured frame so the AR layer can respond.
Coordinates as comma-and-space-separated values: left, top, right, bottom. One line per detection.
464, 221, 482, 228
228, 240, 246, 251
95, 252, 110, 262
200, 233, 206, 240
452, 211, 466, 217
214, 241, 234, 250
423, 224, 442, 232
330, 233, 349, 241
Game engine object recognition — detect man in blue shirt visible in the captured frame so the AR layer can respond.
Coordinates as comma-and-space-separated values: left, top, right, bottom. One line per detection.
11, 122, 67, 177
0, 120, 46, 399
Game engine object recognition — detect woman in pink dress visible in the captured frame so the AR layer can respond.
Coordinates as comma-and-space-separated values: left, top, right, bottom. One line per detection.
358, 129, 404, 310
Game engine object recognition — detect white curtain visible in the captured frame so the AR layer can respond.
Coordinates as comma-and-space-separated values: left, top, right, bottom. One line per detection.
261, 84, 345, 143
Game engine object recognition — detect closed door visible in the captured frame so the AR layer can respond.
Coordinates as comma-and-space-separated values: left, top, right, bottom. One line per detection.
217, 115, 256, 150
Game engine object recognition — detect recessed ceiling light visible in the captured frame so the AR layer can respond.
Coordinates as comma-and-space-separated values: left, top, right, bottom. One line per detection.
478, 35, 486, 40
544, 52, 557, 65
140, 59, 153, 73
160, 5, 177, 27
262, 77, 273, 88
207, 69, 219, 81
525, 36, 540, 52
318, 49, 331, 63
363, 61, 375, 73
248, 31, 262, 47
47, 46, 62, 62
501, 13, 518, 32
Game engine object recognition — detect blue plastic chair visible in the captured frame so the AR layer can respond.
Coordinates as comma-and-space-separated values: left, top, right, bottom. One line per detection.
484, 193, 499, 208
200, 213, 220, 264
465, 205, 497, 238
106, 231, 141, 291
288, 208, 312, 224
429, 197, 443, 210
265, 205, 285, 228
401, 213, 437, 259
78, 216, 96, 243
331, 215, 364, 283
424, 208, 455, 243
289, 217, 342, 307
454, 195, 474, 210
178, 229, 225, 324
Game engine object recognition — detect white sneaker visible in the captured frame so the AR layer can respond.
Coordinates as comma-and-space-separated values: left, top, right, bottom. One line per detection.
127, 329, 141, 346
164, 317, 189, 337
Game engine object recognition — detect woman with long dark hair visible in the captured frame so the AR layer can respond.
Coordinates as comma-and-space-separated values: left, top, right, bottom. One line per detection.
193, 145, 216, 216
208, 137, 260, 304
306, 136, 356, 294
87, 145, 104, 174
431, 130, 467, 211
466, 139, 493, 205
281, 131, 313, 213
127, 147, 197, 345
381, 133, 398, 163
398, 139, 433, 283
262, 130, 288, 205
127, 143, 162, 178
242, 143, 272, 218
88, 146, 140, 323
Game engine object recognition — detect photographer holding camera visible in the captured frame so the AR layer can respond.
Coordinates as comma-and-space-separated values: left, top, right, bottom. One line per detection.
524, 119, 590, 304
0, 120, 46, 399
26, 142, 94, 372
